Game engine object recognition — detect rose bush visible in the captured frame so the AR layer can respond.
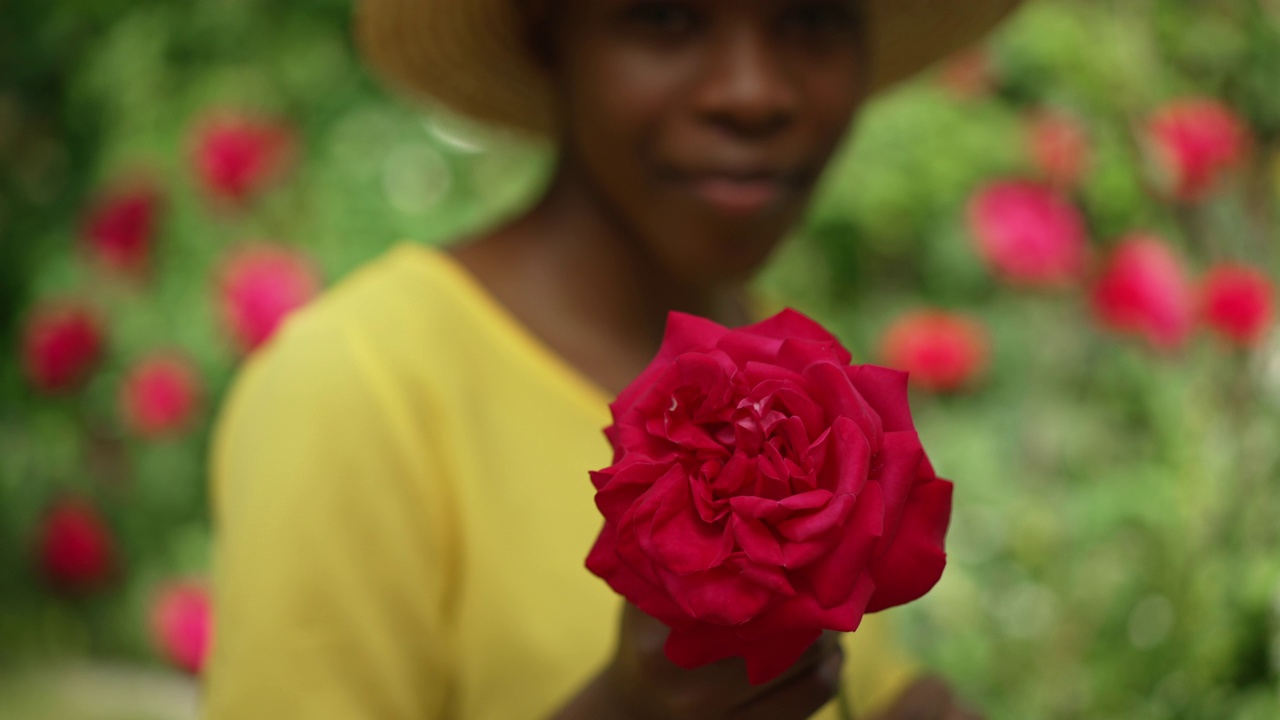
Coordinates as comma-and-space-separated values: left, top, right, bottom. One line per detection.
586, 310, 952, 684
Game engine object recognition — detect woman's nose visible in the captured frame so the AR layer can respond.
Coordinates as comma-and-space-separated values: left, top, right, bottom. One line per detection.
693, 29, 798, 139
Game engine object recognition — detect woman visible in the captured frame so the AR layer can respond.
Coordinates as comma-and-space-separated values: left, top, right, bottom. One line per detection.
204, 1, 1024, 718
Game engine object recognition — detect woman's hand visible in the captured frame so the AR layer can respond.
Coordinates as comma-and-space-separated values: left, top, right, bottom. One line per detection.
551, 602, 844, 720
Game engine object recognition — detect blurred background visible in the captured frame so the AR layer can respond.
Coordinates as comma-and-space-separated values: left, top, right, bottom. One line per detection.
3, 0, 1280, 718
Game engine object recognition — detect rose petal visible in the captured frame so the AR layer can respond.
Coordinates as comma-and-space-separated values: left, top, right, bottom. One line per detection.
846, 365, 915, 433
640, 470, 734, 575
871, 431, 926, 552
817, 418, 873, 497
806, 482, 884, 609
777, 337, 848, 374
803, 362, 884, 449
665, 621, 823, 686
732, 514, 785, 566
585, 522, 685, 625
867, 478, 952, 613
613, 312, 729, 413
741, 572, 877, 637
740, 628, 826, 685
663, 623, 742, 668
713, 451, 754, 496
594, 462, 673, 520
656, 563, 777, 625
776, 493, 857, 543
742, 309, 851, 362
780, 489, 834, 512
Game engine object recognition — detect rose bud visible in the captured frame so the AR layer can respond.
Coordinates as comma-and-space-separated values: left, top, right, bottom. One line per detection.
1090, 233, 1195, 351
1200, 263, 1276, 348
150, 580, 212, 675
1145, 98, 1250, 203
37, 498, 116, 595
119, 353, 203, 438
880, 310, 991, 393
937, 48, 996, 100
81, 183, 162, 275
21, 300, 105, 394
191, 111, 295, 205
967, 180, 1090, 287
218, 244, 320, 353
1026, 108, 1092, 189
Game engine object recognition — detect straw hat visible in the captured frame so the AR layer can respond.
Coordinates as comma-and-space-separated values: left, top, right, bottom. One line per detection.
357, 0, 1025, 136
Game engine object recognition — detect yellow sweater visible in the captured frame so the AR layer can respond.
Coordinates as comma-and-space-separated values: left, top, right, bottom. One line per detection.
204, 243, 916, 719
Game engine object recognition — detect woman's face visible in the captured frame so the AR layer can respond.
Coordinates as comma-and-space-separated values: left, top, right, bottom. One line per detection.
544, 0, 872, 286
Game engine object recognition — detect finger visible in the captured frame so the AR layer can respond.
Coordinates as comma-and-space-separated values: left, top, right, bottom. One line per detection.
735, 648, 844, 720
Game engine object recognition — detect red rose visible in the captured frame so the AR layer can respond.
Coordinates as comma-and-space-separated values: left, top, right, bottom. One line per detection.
82, 183, 162, 275
150, 580, 213, 675
1145, 98, 1250, 203
217, 244, 320, 353
21, 301, 105, 394
1026, 108, 1092, 189
37, 498, 116, 594
880, 310, 990, 393
1200, 263, 1275, 347
1090, 234, 1195, 351
119, 353, 203, 438
191, 112, 295, 205
586, 310, 952, 684
967, 180, 1089, 287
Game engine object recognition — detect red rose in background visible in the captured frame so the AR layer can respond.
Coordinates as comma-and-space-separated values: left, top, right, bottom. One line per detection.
880, 311, 991, 393
82, 183, 162, 275
37, 498, 116, 594
119, 354, 203, 438
192, 112, 295, 205
21, 301, 105, 394
1145, 98, 1250, 203
587, 310, 952, 684
1200, 264, 1276, 347
218, 244, 320, 353
1026, 108, 1092, 189
1091, 234, 1195, 351
150, 581, 213, 675
967, 180, 1090, 287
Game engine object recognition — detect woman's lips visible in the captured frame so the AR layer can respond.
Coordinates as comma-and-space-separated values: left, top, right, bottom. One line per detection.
689, 176, 784, 215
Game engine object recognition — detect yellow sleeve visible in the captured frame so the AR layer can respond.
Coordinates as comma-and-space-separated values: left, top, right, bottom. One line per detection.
203, 307, 458, 719
839, 613, 920, 717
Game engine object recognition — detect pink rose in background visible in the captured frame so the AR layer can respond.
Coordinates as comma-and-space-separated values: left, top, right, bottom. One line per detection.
1090, 234, 1195, 351
1026, 108, 1092, 189
21, 301, 105, 394
191, 112, 296, 205
119, 354, 203, 438
967, 180, 1090, 287
1200, 264, 1276, 348
880, 311, 991, 393
1145, 98, 1250, 203
82, 183, 162, 275
38, 498, 116, 595
150, 581, 212, 675
218, 244, 320, 353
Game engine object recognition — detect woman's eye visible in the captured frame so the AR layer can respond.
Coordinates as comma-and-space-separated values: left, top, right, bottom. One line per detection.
622, 1, 701, 36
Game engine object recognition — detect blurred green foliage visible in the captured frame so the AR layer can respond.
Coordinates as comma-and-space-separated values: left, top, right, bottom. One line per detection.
3, 1, 1280, 718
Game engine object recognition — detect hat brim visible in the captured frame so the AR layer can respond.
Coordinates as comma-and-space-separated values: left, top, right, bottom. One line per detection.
357, 0, 1025, 136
